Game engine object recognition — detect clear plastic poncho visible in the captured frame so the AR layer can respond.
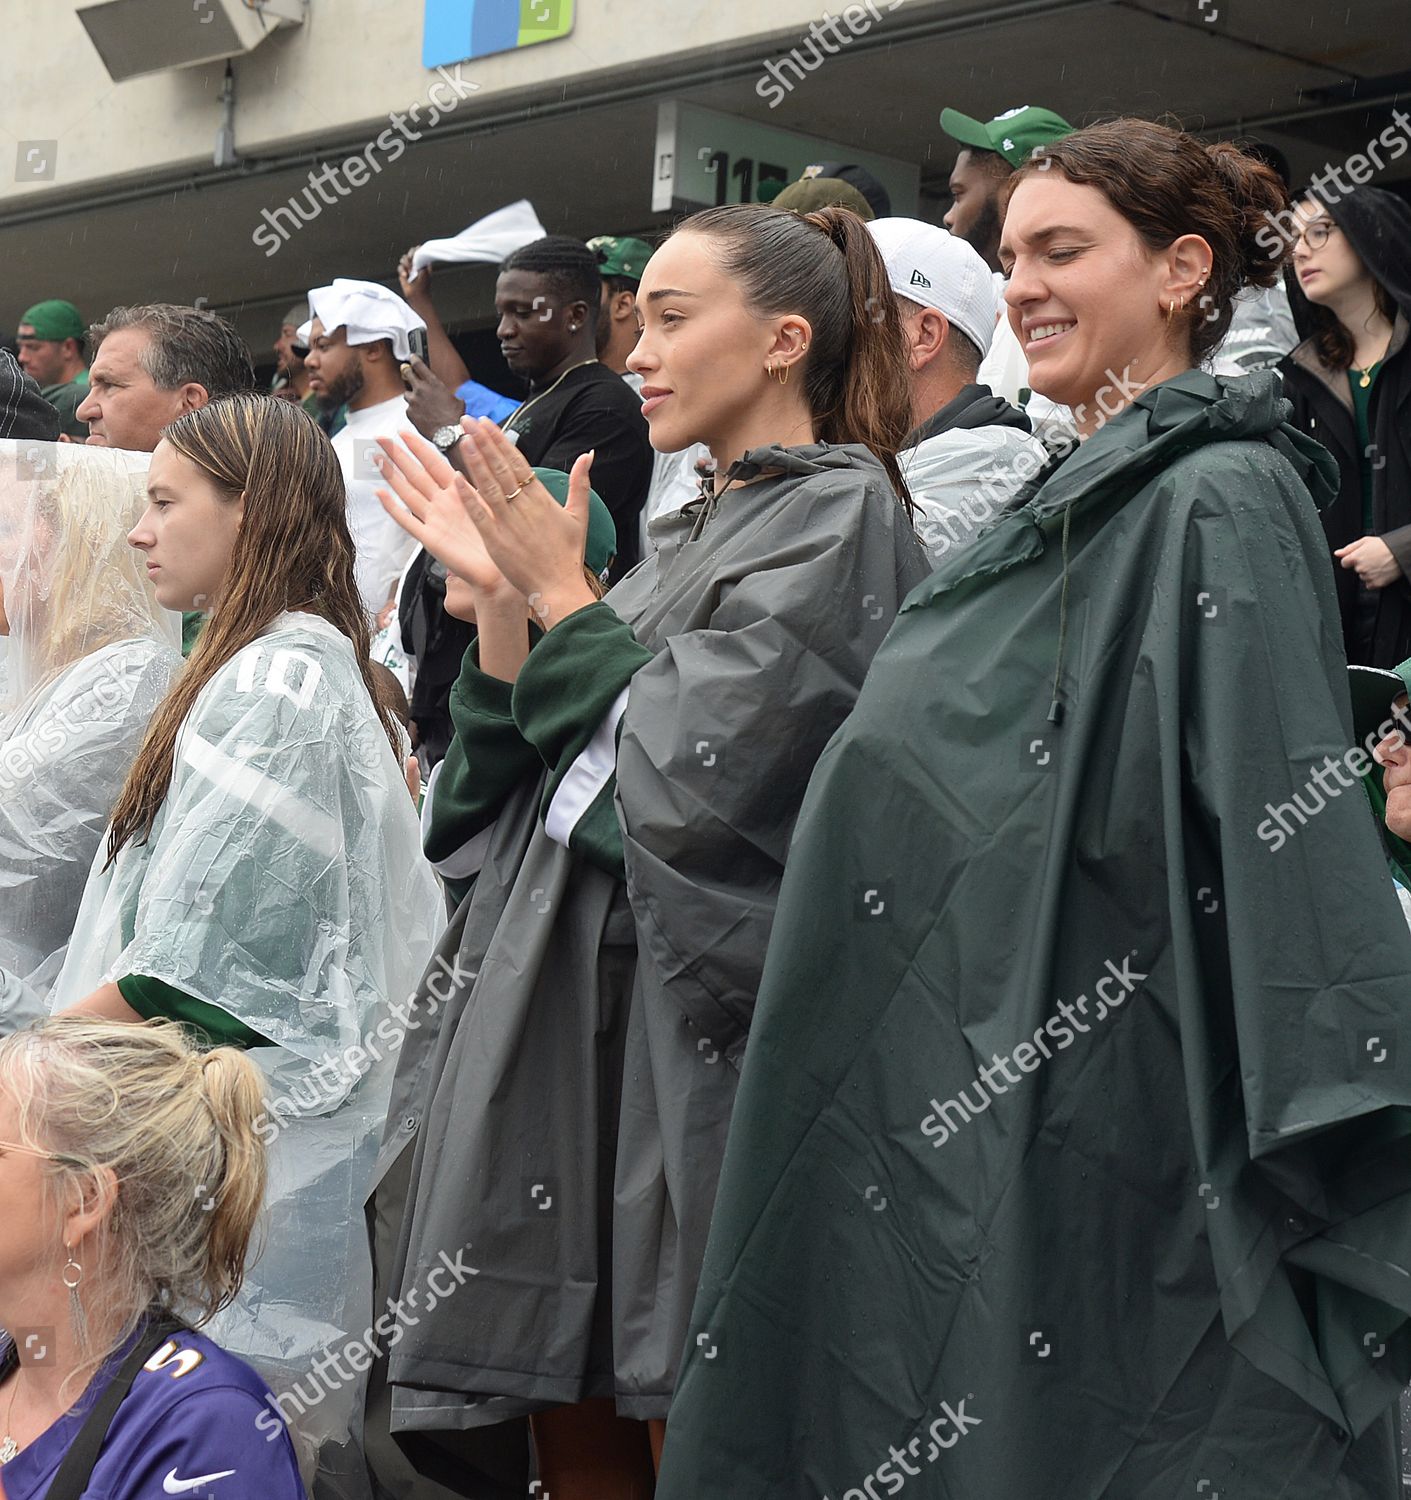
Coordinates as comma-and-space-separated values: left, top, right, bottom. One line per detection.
52, 610, 443, 1474
0, 440, 181, 1027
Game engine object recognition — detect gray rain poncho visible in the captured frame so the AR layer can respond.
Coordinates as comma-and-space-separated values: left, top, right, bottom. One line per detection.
0, 441, 180, 1026
382, 444, 932, 1437
52, 610, 443, 1469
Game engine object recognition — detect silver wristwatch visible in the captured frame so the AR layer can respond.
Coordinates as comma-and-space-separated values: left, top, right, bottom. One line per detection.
431, 425, 463, 453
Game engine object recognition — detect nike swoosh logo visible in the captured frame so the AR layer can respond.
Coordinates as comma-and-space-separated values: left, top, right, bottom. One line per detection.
163, 1469, 236, 1494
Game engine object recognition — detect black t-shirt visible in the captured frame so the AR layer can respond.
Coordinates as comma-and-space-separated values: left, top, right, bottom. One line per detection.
402, 361, 652, 768
504, 360, 653, 578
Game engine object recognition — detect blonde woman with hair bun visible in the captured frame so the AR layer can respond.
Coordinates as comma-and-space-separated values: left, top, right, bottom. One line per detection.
0, 1017, 305, 1500
0, 442, 180, 1027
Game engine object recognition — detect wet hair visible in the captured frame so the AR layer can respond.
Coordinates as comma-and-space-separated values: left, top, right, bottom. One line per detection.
500, 236, 601, 312
88, 304, 255, 400
1007, 118, 1289, 364
107, 395, 401, 858
675, 203, 913, 505
1, 1017, 267, 1395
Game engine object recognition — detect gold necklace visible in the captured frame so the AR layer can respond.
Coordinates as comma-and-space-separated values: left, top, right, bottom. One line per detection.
1353, 358, 1383, 389
504, 358, 598, 432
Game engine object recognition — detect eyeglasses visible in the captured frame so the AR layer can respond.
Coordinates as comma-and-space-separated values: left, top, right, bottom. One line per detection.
0, 1139, 84, 1168
1296, 219, 1340, 250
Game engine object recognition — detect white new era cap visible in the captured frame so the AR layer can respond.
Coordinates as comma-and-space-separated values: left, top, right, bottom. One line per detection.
865, 218, 999, 357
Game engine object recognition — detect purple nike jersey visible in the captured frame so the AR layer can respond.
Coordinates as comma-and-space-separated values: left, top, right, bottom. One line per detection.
0, 1326, 305, 1500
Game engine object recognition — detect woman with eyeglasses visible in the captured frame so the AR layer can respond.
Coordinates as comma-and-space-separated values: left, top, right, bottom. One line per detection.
0, 1018, 305, 1500
1281, 187, 1411, 667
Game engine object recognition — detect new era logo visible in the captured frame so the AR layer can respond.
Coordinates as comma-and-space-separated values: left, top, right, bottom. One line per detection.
910, 268, 932, 288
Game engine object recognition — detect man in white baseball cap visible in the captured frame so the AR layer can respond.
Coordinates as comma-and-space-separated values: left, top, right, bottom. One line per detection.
299, 278, 428, 621
866, 218, 1049, 561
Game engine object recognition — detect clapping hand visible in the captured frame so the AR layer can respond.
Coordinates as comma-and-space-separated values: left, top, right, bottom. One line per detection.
373, 431, 512, 599
451, 417, 598, 630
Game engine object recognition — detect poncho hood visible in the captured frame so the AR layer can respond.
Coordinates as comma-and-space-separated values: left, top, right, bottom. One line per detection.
1000, 369, 1337, 527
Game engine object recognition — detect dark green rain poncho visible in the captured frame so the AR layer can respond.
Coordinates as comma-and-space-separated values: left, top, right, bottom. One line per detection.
658, 370, 1411, 1500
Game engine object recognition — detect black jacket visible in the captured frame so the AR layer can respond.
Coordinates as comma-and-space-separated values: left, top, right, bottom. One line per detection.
1280, 185, 1411, 666
904, 380, 1032, 447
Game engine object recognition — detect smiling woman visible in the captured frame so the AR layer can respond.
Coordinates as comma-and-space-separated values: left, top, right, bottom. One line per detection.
657, 124, 1411, 1500
998, 118, 1287, 433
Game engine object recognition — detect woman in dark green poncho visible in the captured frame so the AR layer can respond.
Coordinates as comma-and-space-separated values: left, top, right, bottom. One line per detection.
659, 120, 1411, 1500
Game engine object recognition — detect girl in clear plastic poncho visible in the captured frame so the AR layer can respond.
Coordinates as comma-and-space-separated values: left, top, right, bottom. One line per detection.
0, 442, 181, 1026
49, 396, 443, 1479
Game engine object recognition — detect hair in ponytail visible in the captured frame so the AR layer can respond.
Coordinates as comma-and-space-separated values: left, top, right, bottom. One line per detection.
675, 203, 913, 507
1008, 118, 1290, 364
0, 1018, 269, 1395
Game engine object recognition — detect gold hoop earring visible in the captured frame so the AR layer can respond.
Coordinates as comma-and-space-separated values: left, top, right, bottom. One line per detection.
770, 362, 790, 386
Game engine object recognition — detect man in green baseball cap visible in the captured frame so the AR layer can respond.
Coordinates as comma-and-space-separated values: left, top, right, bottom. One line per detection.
939, 105, 1074, 270
587, 234, 656, 376
15, 299, 89, 438
938, 104, 1075, 415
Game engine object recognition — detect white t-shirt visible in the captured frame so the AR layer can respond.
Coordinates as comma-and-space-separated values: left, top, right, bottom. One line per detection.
332, 394, 421, 620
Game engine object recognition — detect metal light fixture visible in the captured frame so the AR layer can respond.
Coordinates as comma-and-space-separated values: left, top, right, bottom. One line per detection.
76, 0, 305, 85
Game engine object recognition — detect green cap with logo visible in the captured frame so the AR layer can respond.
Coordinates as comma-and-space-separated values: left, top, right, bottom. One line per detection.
18, 299, 86, 342
533, 467, 617, 580
587, 235, 655, 284
939, 105, 1075, 170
